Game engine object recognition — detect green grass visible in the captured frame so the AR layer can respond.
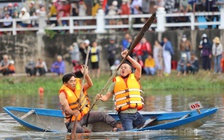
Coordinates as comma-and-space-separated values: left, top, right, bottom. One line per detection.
0, 70, 223, 95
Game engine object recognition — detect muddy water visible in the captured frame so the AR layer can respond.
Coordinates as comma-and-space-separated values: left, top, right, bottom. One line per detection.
0, 90, 224, 140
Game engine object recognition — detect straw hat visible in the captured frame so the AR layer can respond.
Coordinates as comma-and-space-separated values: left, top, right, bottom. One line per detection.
213, 37, 220, 43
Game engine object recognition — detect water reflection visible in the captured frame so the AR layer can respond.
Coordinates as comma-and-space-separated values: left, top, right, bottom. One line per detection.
37, 93, 45, 108
0, 90, 224, 139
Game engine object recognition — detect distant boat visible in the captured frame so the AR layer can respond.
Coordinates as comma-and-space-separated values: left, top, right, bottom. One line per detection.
3, 106, 218, 133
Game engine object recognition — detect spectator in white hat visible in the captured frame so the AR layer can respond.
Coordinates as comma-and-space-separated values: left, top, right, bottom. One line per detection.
29, 1, 36, 16
177, 53, 187, 76
179, 34, 192, 61
79, 39, 90, 64
18, 7, 31, 27
198, 33, 212, 72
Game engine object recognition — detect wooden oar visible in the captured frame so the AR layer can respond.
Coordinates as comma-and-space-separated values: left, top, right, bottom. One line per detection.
85, 13, 157, 126
71, 46, 90, 140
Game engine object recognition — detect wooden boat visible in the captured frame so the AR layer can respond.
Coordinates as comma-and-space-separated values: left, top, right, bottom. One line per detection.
3, 106, 218, 133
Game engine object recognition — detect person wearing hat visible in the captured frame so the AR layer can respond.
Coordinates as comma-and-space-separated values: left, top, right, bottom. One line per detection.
18, 7, 31, 27
96, 49, 145, 131
7, 3, 13, 16
179, 34, 192, 61
212, 37, 223, 74
198, 33, 212, 72
8, 60, 15, 76
79, 39, 90, 64
12, 3, 20, 18
29, 1, 36, 16
177, 53, 187, 76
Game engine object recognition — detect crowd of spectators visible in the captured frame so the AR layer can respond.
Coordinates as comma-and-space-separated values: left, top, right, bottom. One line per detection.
0, 1, 45, 26
0, 0, 223, 77
1, 32, 224, 77
0, 0, 222, 34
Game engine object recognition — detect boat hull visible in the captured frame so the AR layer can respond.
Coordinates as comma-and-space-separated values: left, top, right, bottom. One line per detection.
3, 106, 218, 132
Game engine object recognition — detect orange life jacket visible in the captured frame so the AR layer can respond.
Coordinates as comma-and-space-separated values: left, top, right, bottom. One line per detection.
113, 74, 144, 112
59, 78, 90, 122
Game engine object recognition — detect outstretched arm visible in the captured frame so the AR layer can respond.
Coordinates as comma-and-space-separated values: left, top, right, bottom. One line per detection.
96, 83, 114, 102
96, 91, 113, 102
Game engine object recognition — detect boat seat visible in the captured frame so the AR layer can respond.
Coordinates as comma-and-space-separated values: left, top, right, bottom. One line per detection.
20, 109, 35, 120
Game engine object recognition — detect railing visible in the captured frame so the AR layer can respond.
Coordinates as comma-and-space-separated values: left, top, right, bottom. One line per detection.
0, 8, 223, 35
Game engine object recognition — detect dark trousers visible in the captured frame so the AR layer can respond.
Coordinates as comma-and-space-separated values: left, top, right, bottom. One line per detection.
206, 15, 220, 29
108, 57, 115, 75
202, 56, 211, 71
34, 68, 46, 76
186, 66, 198, 74
66, 111, 117, 133
0, 68, 10, 76
25, 68, 35, 76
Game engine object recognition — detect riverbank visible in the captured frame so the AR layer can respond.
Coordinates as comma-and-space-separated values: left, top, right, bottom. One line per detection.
0, 70, 223, 95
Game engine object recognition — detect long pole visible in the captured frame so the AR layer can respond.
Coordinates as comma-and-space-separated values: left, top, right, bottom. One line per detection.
71, 46, 90, 139
86, 13, 157, 126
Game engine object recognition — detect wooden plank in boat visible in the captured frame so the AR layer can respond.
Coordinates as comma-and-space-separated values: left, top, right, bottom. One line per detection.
20, 110, 35, 120
140, 117, 158, 128
179, 113, 190, 120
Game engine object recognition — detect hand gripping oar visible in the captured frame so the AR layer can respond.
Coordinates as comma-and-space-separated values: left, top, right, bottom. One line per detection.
85, 13, 157, 127
71, 46, 90, 140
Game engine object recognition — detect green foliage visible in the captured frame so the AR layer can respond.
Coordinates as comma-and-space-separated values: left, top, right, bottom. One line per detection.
45, 29, 56, 39
0, 71, 223, 95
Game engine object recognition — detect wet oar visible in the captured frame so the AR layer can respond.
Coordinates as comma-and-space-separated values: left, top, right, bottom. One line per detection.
71, 46, 90, 139
86, 13, 157, 126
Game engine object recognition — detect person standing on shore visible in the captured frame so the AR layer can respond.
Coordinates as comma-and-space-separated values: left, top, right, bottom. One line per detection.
179, 34, 192, 61
90, 41, 101, 78
162, 37, 174, 76
198, 33, 212, 73
212, 37, 223, 74
153, 40, 163, 76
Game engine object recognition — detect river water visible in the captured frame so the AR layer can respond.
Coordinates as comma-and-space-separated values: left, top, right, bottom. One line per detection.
0, 90, 224, 140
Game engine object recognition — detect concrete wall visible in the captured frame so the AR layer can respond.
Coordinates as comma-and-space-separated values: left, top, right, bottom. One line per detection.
0, 29, 223, 73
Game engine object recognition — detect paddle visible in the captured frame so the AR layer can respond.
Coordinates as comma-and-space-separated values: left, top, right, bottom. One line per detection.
85, 13, 157, 127
71, 46, 90, 139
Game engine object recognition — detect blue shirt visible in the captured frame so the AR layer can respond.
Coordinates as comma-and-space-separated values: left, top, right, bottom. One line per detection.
122, 39, 129, 50
51, 61, 65, 75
